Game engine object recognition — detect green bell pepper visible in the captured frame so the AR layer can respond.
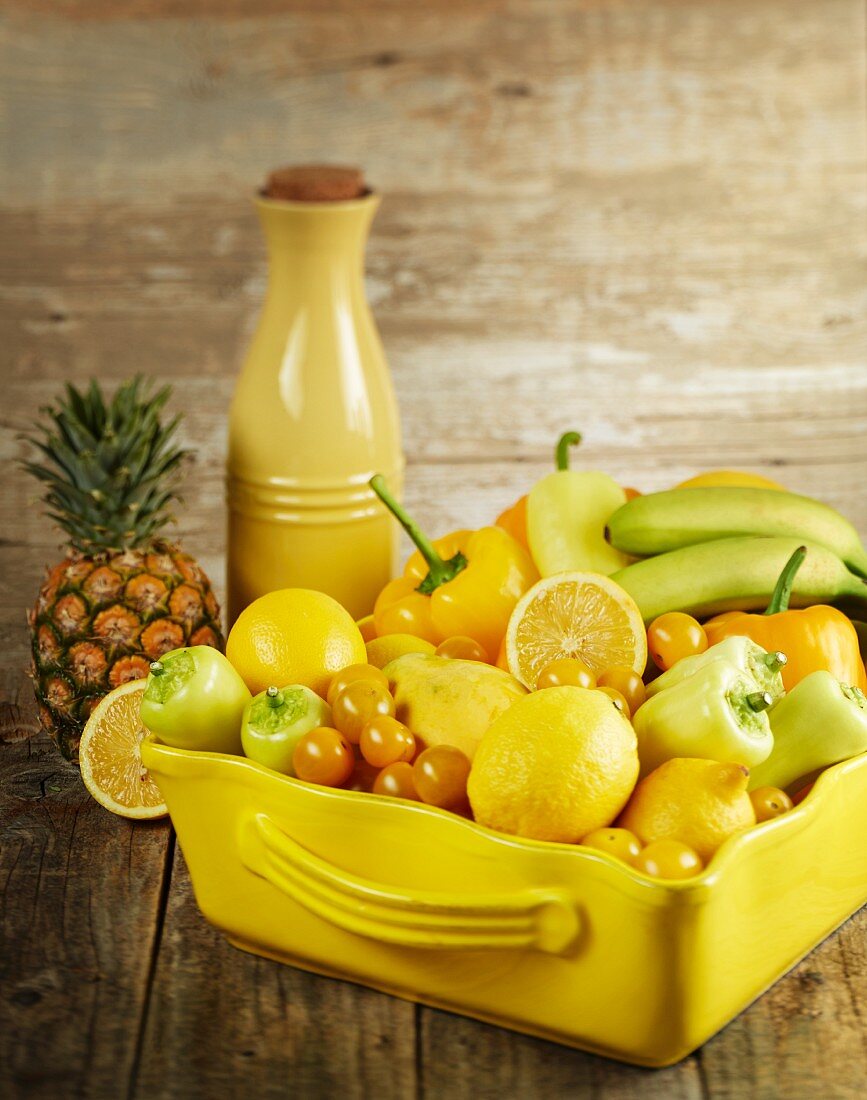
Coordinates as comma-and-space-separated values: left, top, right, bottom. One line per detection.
634, 659, 774, 776
140, 646, 251, 755
749, 670, 867, 791
241, 684, 332, 776
646, 636, 786, 700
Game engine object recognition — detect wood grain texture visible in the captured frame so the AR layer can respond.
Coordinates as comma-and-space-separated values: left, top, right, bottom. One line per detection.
0, 685, 172, 1100
134, 846, 417, 1100
1, 0, 866, 1096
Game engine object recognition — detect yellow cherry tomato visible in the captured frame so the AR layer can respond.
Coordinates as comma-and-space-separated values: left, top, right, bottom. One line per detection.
633, 839, 703, 879
750, 786, 794, 822
647, 612, 708, 671
597, 666, 646, 714
581, 827, 642, 863
435, 636, 489, 663
536, 657, 596, 691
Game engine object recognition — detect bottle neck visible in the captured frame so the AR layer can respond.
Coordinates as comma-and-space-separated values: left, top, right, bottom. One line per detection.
255, 194, 378, 284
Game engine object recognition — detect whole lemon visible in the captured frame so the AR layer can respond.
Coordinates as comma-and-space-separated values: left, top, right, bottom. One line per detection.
618, 757, 756, 862
227, 589, 366, 697
467, 686, 639, 843
365, 633, 436, 669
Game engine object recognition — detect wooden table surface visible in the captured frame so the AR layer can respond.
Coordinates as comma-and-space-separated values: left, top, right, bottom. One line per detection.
2, 1, 866, 1096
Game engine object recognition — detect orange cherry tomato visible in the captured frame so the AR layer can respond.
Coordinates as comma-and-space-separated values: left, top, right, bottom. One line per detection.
647, 612, 708, 671
597, 666, 646, 714
345, 757, 379, 793
292, 727, 355, 787
595, 685, 631, 718
633, 839, 703, 879
581, 827, 642, 863
435, 636, 489, 663
536, 657, 596, 691
373, 761, 418, 800
360, 715, 416, 768
750, 786, 793, 822
327, 663, 388, 707
413, 745, 471, 810
332, 681, 395, 744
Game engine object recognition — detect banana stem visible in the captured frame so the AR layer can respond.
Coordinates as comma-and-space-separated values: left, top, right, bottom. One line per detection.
746, 690, 774, 712
369, 474, 467, 594
765, 546, 807, 615
555, 431, 582, 471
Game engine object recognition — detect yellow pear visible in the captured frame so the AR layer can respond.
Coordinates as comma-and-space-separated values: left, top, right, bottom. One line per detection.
383, 653, 527, 761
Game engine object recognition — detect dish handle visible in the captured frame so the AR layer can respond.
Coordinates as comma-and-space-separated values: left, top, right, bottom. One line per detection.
239, 812, 581, 956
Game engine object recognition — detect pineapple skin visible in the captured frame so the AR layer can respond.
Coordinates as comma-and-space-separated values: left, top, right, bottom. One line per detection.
29, 541, 224, 762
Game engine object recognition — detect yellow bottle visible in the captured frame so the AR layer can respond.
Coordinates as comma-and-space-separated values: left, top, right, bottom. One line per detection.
227, 180, 403, 624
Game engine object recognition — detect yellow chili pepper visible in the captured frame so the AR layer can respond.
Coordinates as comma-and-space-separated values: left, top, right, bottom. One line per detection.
370, 476, 538, 659
704, 546, 867, 692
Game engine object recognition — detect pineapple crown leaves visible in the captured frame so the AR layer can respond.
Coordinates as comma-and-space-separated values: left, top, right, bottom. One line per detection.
22, 376, 192, 554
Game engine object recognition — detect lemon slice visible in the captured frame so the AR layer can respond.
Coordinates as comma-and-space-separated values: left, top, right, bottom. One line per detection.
506, 572, 647, 689
79, 679, 167, 819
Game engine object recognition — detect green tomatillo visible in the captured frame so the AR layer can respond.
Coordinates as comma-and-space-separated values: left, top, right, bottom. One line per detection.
241, 684, 332, 776
140, 646, 251, 755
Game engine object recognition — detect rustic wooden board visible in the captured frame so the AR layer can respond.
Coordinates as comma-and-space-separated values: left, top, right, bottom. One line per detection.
133, 845, 418, 1100
0, 684, 172, 1100
1, 0, 866, 1095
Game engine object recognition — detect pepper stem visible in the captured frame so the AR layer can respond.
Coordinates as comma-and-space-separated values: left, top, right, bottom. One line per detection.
765, 546, 807, 615
555, 431, 583, 471
763, 651, 788, 672
266, 686, 284, 708
369, 475, 468, 594
746, 690, 774, 712
149, 661, 165, 676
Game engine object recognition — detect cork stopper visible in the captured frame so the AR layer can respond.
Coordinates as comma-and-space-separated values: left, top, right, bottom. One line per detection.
264, 165, 367, 203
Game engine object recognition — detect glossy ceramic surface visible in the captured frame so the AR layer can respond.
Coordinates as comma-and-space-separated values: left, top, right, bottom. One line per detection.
227, 194, 404, 623
141, 737, 867, 1067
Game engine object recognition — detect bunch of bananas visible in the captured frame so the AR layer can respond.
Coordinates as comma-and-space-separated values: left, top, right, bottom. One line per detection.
606, 488, 867, 623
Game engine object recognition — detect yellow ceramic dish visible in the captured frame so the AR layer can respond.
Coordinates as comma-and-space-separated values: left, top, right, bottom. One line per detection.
140, 736, 867, 1067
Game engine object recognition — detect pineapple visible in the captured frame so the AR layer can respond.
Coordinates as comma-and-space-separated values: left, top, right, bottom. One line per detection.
23, 377, 224, 761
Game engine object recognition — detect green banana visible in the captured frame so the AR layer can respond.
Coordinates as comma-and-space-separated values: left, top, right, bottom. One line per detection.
611, 537, 867, 623
606, 488, 867, 578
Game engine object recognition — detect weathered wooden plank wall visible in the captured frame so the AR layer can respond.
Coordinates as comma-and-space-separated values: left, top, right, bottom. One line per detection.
1, 1, 866, 1097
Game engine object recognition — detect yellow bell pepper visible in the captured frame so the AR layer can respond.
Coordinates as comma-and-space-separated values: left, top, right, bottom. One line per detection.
370, 476, 538, 659
704, 546, 867, 692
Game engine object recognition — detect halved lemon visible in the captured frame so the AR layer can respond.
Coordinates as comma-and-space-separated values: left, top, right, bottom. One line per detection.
506, 572, 647, 689
79, 679, 167, 819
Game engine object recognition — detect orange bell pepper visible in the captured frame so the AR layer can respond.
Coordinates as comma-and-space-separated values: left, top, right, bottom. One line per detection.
370, 476, 538, 659
704, 546, 867, 692
495, 494, 529, 550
